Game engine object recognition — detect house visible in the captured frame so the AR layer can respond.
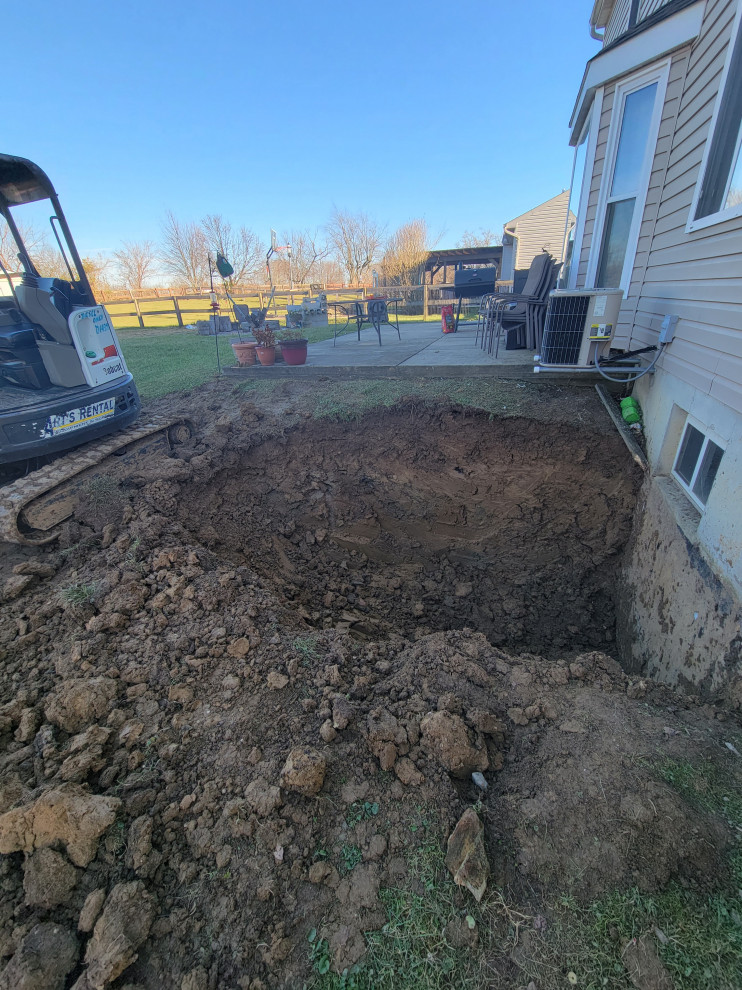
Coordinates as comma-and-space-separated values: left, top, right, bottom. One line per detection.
566, 0, 742, 697
500, 191, 574, 290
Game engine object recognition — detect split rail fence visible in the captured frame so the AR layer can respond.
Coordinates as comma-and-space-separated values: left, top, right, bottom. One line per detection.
100, 284, 469, 332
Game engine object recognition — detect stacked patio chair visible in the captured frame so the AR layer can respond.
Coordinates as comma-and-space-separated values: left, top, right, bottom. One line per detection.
480, 253, 559, 356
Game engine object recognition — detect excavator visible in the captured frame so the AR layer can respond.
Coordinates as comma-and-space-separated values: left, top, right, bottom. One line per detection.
0, 153, 191, 545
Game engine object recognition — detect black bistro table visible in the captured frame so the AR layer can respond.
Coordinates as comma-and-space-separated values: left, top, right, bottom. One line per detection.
330, 297, 402, 346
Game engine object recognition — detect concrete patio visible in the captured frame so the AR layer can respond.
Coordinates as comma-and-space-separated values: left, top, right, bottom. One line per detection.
224, 319, 540, 380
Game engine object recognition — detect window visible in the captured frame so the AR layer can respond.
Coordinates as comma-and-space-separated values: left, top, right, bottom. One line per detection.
591, 70, 666, 290
673, 419, 725, 510
689, 7, 742, 229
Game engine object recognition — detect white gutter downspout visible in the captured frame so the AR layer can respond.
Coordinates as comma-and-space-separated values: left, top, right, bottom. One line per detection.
590, 20, 605, 40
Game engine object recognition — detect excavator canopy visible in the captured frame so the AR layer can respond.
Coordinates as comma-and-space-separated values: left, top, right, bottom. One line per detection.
0, 154, 58, 207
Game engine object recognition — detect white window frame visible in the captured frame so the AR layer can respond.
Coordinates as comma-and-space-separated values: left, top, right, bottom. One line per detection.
587, 60, 670, 293
686, 1, 742, 233
672, 415, 726, 512
566, 90, 603, 289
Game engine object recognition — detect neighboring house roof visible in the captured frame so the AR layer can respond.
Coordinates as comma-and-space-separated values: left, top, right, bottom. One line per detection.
504, 191, 571, 233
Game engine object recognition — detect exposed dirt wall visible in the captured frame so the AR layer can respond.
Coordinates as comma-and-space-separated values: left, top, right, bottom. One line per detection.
175, 406, 641, 655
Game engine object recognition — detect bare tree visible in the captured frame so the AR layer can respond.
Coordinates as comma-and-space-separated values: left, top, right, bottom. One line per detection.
326, 208, 384, 286
113, 240, 158, 291
201, 214, 264, 288
457, 228, 501, 248
380, 218, 431, 286
160, 211, 208, 291
80, 254, 114, 298
270, 229, 331, 286
0, 217, 48, 273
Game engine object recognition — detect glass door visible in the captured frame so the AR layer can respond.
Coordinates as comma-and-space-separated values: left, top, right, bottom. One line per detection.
594, 77, 662, 289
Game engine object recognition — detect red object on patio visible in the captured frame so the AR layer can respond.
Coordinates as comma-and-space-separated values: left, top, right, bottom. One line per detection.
441, 305, 455, 333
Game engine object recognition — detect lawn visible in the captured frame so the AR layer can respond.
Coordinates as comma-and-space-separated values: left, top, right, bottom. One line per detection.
117, 314, 453, 401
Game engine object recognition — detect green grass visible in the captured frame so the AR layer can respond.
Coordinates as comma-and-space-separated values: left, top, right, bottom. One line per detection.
58, 581, 101, 607
309, 840, 487, 990
548, 755, 742, 990
552, 867, 742, 990
119, 331, 240, 399
655, 756, 742, 830
297, 378, 541, 423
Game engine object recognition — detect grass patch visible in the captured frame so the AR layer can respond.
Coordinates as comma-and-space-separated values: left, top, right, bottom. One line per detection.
119, 332, 239, 399
293, 636, 322, 664
82, 474, 123, 509
545, 757, 742, 990
58, 581, 101, 607
655, 756, 742, 830
551, 870, 742, 990
310, 831, 492, 990
301, 379, 538, 423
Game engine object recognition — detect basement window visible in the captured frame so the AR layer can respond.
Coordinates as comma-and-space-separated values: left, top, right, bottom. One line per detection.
672, 419, 725, 510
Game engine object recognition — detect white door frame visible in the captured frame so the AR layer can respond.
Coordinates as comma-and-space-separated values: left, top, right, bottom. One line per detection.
586, 59, 671, 293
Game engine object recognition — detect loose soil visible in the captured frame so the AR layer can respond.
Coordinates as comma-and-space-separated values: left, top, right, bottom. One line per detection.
0, 380, 740, 990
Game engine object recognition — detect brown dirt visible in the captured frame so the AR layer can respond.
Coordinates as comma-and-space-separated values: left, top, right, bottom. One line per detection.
0, 382, 739, 989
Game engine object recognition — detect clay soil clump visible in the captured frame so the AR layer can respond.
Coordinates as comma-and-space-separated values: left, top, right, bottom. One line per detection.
0, 385, 739, 989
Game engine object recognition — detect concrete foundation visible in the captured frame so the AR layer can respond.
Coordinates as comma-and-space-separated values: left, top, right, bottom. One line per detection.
617, 474, 742, 706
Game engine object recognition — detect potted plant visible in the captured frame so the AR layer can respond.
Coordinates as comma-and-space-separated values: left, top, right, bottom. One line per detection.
253, 325, 276, 366
231, 340, 258, 366
278, 328, 309, 366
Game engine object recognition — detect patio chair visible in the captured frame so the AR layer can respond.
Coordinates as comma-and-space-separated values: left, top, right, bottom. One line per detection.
475, 294, 494, 347
498, 259, 561, 353
483, 253, 556, 354
366, 299, 401, 346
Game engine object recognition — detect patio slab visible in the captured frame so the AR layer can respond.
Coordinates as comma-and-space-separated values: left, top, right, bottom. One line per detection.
223, 320, 545, 380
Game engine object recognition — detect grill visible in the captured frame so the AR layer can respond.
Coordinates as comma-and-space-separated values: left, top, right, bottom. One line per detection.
453, 267, 497, 298
540, 293, 591, 365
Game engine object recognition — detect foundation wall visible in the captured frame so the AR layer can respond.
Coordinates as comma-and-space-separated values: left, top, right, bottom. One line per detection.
617, 475, 742, 705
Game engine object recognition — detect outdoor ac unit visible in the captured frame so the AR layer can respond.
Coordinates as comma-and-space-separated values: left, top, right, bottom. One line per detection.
535, 289, 623, 369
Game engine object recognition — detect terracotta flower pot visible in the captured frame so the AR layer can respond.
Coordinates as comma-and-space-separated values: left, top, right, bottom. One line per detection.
231, 342, 257, 366
280, 339, 308, 365
255, 345, 276, 366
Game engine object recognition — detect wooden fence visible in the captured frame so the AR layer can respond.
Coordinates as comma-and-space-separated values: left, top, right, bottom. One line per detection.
102, 284, 467, 331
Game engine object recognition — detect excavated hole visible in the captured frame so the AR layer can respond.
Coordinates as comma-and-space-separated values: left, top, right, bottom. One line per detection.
178, 406, 640, 656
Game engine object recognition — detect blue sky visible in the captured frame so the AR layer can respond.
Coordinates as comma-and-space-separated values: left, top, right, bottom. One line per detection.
5, 0, 599, 256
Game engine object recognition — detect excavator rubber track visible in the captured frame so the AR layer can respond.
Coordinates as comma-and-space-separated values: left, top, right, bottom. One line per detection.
0, 418, 193, 546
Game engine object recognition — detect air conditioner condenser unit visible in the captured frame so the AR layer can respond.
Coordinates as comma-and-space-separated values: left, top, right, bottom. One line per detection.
535, 289, 623, 370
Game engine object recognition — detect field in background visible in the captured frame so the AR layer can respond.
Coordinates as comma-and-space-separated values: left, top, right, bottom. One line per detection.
104, 285, 462, 330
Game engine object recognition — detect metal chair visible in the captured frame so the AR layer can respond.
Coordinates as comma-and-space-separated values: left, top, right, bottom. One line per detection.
366, 299, 401, 346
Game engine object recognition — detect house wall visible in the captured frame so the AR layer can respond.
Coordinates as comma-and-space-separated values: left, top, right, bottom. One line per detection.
605, 0, 632, 44
576, 0, 742, 695
509, 191, 572, 271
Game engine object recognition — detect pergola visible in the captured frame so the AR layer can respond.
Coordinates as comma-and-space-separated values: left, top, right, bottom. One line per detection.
421, 245, 503, 285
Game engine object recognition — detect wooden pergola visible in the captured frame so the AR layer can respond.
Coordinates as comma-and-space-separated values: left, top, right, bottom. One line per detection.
422, 245, 503, 285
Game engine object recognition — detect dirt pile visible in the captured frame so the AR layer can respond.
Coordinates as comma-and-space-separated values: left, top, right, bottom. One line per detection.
0, 395, 738, 988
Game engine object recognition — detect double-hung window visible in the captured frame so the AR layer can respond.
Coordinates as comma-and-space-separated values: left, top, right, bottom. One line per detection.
589, 64, 668, 291
688, 5, 742, 230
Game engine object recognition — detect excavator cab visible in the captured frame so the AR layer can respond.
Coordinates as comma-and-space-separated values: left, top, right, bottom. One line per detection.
0, 153, 141, 464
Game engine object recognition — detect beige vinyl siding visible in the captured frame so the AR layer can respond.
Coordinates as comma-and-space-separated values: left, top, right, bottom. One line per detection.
614, 0, 742, 415
504, 192, 572, 270
605, 0, 632, 44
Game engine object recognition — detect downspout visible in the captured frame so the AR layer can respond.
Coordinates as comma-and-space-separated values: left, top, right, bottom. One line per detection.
590, 21, 605, 40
